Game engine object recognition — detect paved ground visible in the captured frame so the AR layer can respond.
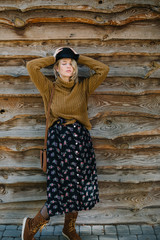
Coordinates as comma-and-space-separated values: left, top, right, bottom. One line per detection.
0, 224, 160, 240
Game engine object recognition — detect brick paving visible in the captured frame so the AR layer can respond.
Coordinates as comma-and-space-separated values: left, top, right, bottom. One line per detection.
0, 224, 159, 240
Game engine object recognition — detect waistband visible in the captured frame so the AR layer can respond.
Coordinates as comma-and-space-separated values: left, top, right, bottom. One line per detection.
56, 118, 76, 126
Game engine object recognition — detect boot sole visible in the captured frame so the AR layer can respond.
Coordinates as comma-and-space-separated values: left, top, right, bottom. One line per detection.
62, 232, 71, 240
21, 217, 28, 240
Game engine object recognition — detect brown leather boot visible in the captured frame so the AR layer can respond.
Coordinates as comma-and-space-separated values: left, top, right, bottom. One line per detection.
62, 212, 82, 240
22, 210, 49, 240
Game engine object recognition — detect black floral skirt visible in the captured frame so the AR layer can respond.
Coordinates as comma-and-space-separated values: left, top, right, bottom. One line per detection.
45, 118, 99, 216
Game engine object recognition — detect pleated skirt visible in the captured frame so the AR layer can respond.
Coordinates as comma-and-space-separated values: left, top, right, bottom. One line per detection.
45, 118, 99, 216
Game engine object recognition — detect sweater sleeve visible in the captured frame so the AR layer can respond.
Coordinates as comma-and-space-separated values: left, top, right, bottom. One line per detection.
26, 56, 55, 96
78, 55, 109, 95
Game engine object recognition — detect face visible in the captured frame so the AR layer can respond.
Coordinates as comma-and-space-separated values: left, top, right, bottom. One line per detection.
57, 58, 74, 81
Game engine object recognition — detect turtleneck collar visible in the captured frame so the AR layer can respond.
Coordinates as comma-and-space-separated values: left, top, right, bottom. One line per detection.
56, 76, 75, 89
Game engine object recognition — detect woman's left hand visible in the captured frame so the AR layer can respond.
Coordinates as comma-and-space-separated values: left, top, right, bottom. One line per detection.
69, 47, 77, 54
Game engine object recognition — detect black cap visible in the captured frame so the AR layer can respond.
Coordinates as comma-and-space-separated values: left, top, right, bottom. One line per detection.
56, 48, 79, 62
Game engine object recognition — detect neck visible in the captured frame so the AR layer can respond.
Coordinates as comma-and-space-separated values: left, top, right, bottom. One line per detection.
60, 75, 70, 82
56, 76, 75, 89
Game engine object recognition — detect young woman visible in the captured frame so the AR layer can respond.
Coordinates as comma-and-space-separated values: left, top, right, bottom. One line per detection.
22, 47, 109, 240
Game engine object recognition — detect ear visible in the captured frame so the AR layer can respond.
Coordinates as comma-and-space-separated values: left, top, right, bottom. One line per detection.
55, 65, 59, 73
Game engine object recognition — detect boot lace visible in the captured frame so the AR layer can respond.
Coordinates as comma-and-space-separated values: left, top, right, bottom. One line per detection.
31, 221, 47, 234
39, 223, 47, 232
68, 218, 76, 233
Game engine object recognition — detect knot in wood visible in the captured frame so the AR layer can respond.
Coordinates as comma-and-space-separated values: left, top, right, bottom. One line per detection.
14, 17, 25, 28
103, 34, 109, 41
16, 142, 22, 151
0, 185, 6, 195
95, 16, 103, 22
106, 120, 112, 125
119, 143, 129, 149
0, 109, 5, 114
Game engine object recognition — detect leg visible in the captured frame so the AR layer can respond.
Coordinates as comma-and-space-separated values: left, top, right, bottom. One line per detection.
62, 211, 82, 240
40, 205, 50, 220
22, 204, 50, 240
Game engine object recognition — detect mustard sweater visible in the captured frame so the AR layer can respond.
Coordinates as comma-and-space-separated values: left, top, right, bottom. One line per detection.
27, 55, 109, 130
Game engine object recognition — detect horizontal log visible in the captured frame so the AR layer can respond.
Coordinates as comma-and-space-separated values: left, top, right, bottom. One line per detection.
0, 182, 46, 203
0, 0, 159, 13
1, 93, 160, 124
0, 76, 40, 95
1, 63, 160, 78
1, 53, 160, 67
77, 207, 160, 225
92, 135, 160, 149
88, 93, 160, 118
0, 138, 44, 151
98, 181, 160, 195
0, 7, 160, 27
0, 202, 160, 224
1, 115, 160, 139
1, 135, 160, 152
1, 180, 160, 194
0, 96, 45, 122
99, 192, 160, 210
1, 182, 160, 211
96, 148, 160, 169
0, 168, 159, 184
0, 21, 160, 41
0, 115, 45, 138
98, 169, 160, 183
1, 93, 160, 123
0, 149, 41, 168
1, 181, 160, 195
90, 115, 160, 139
1, 75, 160, 96
0, 39, 160, 56
0, 169, 46, 184
1, 180, 160, 225
95, 77, 160, 95
1, 148, 160, 169
0, 201, 48, 225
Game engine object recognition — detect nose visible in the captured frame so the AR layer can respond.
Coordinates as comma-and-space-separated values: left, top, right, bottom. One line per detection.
66, 64, 72, 69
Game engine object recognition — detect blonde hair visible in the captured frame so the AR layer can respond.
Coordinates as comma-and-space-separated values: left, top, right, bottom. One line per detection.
54, 59, 78, 83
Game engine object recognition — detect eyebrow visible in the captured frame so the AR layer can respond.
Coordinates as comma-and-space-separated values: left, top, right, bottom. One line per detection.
61, 59, 71, 63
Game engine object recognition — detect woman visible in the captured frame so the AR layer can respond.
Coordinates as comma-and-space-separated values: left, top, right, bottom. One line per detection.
22, 47, 109, 240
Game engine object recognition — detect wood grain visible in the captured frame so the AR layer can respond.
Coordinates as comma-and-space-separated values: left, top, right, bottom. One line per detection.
92, 135, 160, 149
0, 204, 160, 225
0, 168, 159, 184
1, 182, 159, 211
0, 0, 160, 225
1, 93, 160, 123
0, 21, 160, 41
0, 0, 159, 13
0, 40, 160, 56
0, 7, 160, 27
1, 147, 160, 169
1, 54, 160, 78
90, 115, 160, 139
1, 76, 160, 96
1, 135, 160, 151
1, 114, 160, 139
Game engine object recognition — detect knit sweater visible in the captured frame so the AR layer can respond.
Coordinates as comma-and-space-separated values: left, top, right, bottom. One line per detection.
27, 55, 109, 130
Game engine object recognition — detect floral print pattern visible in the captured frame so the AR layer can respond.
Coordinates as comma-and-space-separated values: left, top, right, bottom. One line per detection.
45, 118, 99, 216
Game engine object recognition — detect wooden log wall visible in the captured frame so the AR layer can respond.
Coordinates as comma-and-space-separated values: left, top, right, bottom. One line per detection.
0, 0, 160, 225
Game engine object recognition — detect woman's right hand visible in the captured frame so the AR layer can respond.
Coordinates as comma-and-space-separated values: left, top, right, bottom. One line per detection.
53, 47, 63, 58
